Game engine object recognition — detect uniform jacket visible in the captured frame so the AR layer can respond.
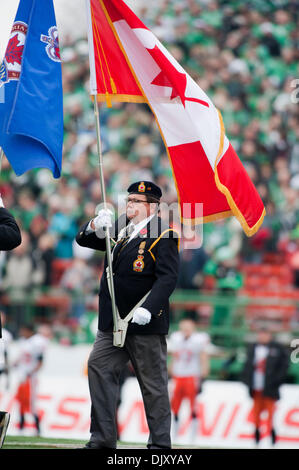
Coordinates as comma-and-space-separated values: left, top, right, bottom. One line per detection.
0, 207, 22, 338
241, 341, 289, 400
76, 214, 179, 335
0, 208, 22, 251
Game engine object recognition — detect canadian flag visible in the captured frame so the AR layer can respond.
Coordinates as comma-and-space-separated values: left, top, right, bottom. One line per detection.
85, 0, 265, 236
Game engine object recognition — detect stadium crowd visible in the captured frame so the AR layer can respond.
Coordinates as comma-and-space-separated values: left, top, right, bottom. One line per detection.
0, 0, 299, 341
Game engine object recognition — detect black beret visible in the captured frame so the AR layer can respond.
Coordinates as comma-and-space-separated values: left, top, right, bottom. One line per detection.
127, 181, 162, 200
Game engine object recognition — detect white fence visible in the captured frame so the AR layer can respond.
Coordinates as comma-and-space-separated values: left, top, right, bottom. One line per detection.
1, 344, 298, 448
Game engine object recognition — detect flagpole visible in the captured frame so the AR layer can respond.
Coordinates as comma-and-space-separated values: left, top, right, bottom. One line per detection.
93, 98, 118, 333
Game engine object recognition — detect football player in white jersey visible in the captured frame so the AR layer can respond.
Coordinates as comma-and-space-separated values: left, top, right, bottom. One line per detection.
14, 324, 51, 435
168, 318, 210, 439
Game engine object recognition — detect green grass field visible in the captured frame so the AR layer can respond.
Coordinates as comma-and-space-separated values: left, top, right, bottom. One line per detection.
2, 435, 200, 450
2, 435, 87, 450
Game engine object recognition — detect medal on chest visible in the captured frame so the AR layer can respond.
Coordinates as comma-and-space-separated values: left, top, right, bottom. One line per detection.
133, 241, 146, 272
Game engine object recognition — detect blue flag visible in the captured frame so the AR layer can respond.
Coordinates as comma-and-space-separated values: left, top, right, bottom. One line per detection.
0, 0, 63, 178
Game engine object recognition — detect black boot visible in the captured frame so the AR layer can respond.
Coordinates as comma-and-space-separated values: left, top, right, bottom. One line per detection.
271, 428, 276, 445
254, 428, 260, 444
19, 413, 25, 431
34, 414, 40, 436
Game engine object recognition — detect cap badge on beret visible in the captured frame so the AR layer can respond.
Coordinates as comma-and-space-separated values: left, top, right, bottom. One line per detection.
127, 181, 162, 200
138, 182, 146, 193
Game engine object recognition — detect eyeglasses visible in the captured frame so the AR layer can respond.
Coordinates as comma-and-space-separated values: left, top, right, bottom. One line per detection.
126, 198, 149, 205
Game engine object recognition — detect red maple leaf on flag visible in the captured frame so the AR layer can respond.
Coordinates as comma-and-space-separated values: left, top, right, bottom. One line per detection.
5, 34, 24, 65
151, 68, 187, 102
148, 45, 209, 108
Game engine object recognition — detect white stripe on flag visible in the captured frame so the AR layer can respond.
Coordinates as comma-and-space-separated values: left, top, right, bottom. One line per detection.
113, 19, 226, 171
85, 0, 98, 96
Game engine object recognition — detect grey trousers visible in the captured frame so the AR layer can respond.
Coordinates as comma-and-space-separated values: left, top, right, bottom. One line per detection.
87, 330, 171, 448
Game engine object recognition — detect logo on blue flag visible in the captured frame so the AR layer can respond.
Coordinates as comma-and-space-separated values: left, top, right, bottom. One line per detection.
40, 26, 61, 63
0, 0, 63, 179
0, 21, 28, 88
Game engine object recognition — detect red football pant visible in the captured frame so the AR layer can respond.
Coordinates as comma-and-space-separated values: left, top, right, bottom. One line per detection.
15, 377, 37, 415
252, 391, 276, 432
171, 376, 198, 416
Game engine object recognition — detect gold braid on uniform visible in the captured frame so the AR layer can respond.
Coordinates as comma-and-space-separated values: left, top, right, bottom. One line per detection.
148, 229, 180, 262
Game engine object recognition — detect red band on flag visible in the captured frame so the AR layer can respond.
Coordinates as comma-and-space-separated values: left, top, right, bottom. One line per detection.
168, 141, 231, 221
90, 0, 145, 102
216, 144, 265, 233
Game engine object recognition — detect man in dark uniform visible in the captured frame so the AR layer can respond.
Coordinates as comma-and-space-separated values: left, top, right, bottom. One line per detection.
0, 195, 22, 448
0, 200, 22, 250
241, 326, 289, 446
76, 181, 179, 449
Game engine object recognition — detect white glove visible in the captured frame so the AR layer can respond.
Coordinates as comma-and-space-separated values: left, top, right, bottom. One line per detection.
93, 209, 113, 230
0, 195, 4, 208
131, 307, 151, 326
